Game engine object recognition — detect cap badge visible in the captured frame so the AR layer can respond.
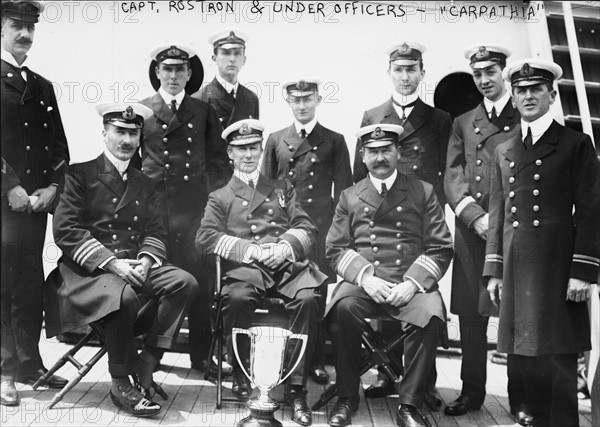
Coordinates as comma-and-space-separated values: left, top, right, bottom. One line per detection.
122, 106, 135, 120
476, 46, 487, 59
167, 47, 181, 57
371, 127, 384, 139
239, 123, 251, 135
228, 31, 236, 40
297, 80, 308, 90
401, 43, 410, 53
520, 63, 534, 77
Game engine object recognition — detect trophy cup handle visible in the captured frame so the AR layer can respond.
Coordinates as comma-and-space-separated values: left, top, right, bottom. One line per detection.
278, 333, 308, 384
231, 328, 253, 383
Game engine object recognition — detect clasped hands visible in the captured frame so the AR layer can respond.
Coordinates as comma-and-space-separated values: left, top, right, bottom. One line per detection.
7, 185, 56, 213
360, 272, 418, 307
106, 256, 153, 288
247, 242, 292, 269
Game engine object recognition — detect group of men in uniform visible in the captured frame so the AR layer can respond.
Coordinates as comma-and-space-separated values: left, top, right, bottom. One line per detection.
2, 1, 599, 427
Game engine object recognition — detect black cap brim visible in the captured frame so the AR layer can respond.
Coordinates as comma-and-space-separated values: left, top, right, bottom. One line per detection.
149, 55, 204, 95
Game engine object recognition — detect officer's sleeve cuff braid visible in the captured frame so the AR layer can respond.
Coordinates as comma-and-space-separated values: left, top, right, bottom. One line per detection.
571, 254, 600, 282
138, 251, 162, 267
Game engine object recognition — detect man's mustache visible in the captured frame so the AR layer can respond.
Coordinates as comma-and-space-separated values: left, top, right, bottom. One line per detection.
373, 160, 390, 168
16, 38, 32, 45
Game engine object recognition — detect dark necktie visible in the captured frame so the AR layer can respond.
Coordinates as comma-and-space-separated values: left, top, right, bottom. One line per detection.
248, 179, 255, 189
490, 106, 497, 121
300, 129, 307, 140
523, 127, 533, 150
381, 183, 388, 197
230, 89, 235, 98
392, 98, 418, 120
170, 99, 177, 114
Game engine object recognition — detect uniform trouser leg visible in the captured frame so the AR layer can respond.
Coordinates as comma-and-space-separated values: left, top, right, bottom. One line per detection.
281, 288, 322, 386
458, 314, 489, 404
514, 353, 578, 427
187, 260, 213, 364
398, 317, 443, 408
98, 265, 198, 377
507, 354, 527, 409
1, 211, 46, 378
309, 283, 329, 367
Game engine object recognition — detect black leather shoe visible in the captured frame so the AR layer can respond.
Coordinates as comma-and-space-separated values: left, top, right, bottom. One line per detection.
309, 364, 329, 385
1, 379, 19, 407
511, 404, 534, 426
328, 396, 358, 427
232, 365, 252, 400
396, 404, 431, 427
18, 368, 68, 389
364, 372, 396, 398
444, 395, 482, 416
423, 386, 442, 411
287, 385, 312, 426
110, 379, 162, 418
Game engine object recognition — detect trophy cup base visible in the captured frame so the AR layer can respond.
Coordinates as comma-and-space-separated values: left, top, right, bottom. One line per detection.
237, 409, 282, 427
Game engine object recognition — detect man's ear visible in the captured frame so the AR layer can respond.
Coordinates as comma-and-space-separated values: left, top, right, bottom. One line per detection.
359, 149, 366, 164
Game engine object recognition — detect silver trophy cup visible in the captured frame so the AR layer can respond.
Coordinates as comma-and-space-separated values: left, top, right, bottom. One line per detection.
232, 326, 308, 427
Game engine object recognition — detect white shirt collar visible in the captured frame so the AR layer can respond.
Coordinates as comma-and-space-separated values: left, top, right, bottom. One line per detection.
369, 169, 398, 194
158, 87, 185, 109
216, 74, 239, 95
521, 110, 554, 145
392, 91, 419, 106
104, 149, 130, 175
483, 90, 511, 117
294, 118, 318, 136
233, 168, 260, 186
1, 49, 28, 68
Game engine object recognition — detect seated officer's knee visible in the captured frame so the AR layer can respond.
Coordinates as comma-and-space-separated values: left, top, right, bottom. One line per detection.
225, 285, 257, 311
179, 270, 199, 297
334, 297, 364, 325
121, 285, 141, 320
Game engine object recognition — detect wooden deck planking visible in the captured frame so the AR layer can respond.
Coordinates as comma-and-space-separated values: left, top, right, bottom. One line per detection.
1, 336, 596, 427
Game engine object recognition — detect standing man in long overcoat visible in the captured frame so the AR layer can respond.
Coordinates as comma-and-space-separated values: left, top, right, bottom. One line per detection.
137, 43, 231, 370
1, 0, 69, 406
444, 44, 530, 424
484, 59, 600, 426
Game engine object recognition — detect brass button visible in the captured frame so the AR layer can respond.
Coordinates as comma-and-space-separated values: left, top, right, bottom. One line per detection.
509, 191, 515, 198
395, 259, 401, 265
413, 146, 419, 151
130, 236, 136, 242
254, 235, 260, 240
311, 157, 317, 163
108, 224, 113, 229
396, 206, 403, 212
112, 234, 118, 241
396, 222, 402, 228
162, 137, 168, 143
24, 122, 29, 127
533, 189, 540, 196
476, 143, 482, 150
288, 171, 294, 177
533, 174, 540, 181
475, 192, 482, 199
165, 164, 170, 170
289, 158, 294, 163
184, 175, 189, 181
26, 169, 31, 174
187, 137, 192, 143
26, 146, 31, 151
271, 221, 276, 225
42, 170, 47, 174
162, 124, 167, 129
188, 123, 193, 128
396, 233, 401, 238
509, 177, 515, 184
308, 184, 313, 190
536, 159, 542, 166
251, 225, 257, 231
313, 146, 318, 151
268, 209, 274, 215
504, 126, 510, 132
364, 207, 370, 213
164, 150, 169, 156
511, 206, 517, 213
509, 162, 515, 169
307, 198, 312, 204
186, 150, 192, 156
185, 163, 190, 169
274, 231, 280, 236
533, 220, 540, 227
475, 128, 480, 134
133, 216, 138, 222
475, 176, 482, 182
248, 214, 253, 219
533, 205, 539, 212
127, 227, 132, 231
135, 200, 139, 206
412, 165, 418, 171
112, 197, 118, 203
370, 234, 376, 240
309, 171, 314, 177
40, 101, 44, 106
396, 244, 402, 250
242, 201, 249, 207
512, 221, 519, 228
7, 73, 13, 77
369, 221, 374, 227
374, 260, 381, 267
372, 247, 379, 253
45, 146, 49, 151
265, 198, 270, 202
476, 159, 482, 166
